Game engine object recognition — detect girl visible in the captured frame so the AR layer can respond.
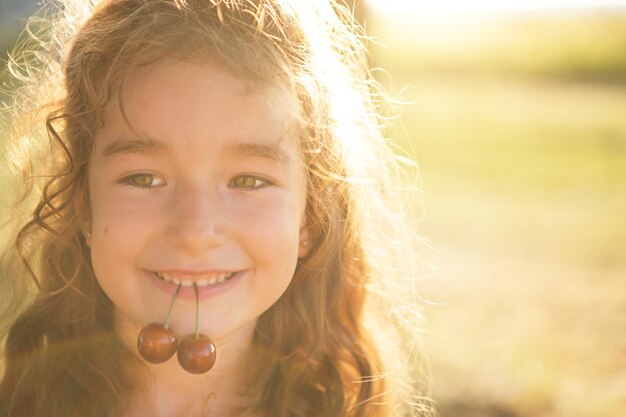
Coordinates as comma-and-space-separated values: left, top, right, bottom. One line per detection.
0, 1, 430, 416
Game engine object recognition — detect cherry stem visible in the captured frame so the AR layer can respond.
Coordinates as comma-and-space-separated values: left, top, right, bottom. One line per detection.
194, 283, 199, 339
164, 283, 181, 329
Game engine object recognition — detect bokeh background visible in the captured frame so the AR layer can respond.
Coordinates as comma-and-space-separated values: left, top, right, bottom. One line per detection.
362, 1, 626, 417
1, 1, 625, 417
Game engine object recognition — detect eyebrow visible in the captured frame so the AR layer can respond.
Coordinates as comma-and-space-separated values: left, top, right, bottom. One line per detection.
229, 142, 293, 165
101, 136, 294, 165
101, 137, 166, 159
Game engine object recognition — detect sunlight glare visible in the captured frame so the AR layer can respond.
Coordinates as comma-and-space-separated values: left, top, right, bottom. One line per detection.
366, 0, 626, 16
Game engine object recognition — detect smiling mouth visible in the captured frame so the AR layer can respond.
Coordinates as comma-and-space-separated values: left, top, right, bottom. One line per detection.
155, 271, 237, 287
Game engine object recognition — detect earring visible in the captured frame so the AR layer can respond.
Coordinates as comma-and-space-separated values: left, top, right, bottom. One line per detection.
301, 240, 310, 247
85, 231, 92, 239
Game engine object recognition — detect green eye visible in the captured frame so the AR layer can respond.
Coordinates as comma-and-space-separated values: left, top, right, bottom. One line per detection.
123, 173, 164, 188
231, 175, 269, 189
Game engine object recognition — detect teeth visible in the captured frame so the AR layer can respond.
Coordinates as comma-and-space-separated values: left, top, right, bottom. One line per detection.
155, 271, 236, 287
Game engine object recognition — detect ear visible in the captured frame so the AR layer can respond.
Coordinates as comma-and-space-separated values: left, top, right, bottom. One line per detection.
298, 225, 312, 258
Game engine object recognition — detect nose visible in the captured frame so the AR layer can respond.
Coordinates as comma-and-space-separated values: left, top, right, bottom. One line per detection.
166, 183, 228, 253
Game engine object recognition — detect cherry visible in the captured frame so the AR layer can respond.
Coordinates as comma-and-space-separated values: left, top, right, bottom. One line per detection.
177, 334, 217, 374
176, 283, 217, 374
137, 283, 181, 364
137, 322, 178, 363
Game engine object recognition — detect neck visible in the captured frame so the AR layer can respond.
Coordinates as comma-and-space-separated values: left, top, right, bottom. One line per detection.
116, 312, 257, 417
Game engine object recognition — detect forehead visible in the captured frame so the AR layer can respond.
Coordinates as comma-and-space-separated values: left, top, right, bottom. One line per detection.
95, 59, 303, 158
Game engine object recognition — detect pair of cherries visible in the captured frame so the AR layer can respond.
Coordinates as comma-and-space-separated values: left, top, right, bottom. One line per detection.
137, 283, 217, 374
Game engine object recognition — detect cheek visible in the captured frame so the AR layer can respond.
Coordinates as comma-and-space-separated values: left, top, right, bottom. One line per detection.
234, 196, 302, 238
87, 187, 165, 284
89, 176, 166, 235
88, 223, 139, 279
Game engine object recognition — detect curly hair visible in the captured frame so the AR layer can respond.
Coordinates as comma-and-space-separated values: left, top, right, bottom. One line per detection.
0, 1, 432, 416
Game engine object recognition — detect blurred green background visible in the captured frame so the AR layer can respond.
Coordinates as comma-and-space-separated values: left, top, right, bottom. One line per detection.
364, 3, 626, 417
1, 1, 625, 417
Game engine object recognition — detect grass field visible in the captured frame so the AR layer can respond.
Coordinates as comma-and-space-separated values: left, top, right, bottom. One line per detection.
370, 11, 626, 417
396, 76, 626, 417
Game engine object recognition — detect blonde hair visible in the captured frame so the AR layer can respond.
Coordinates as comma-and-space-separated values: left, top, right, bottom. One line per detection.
0, 1, 432, 416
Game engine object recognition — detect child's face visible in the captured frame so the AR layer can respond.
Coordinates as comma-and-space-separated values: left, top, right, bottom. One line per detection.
84, 59, 310, 346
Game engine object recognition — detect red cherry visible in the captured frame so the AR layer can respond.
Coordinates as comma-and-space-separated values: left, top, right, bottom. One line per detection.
176, 334, 217, 374
137, 322, 179, 364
